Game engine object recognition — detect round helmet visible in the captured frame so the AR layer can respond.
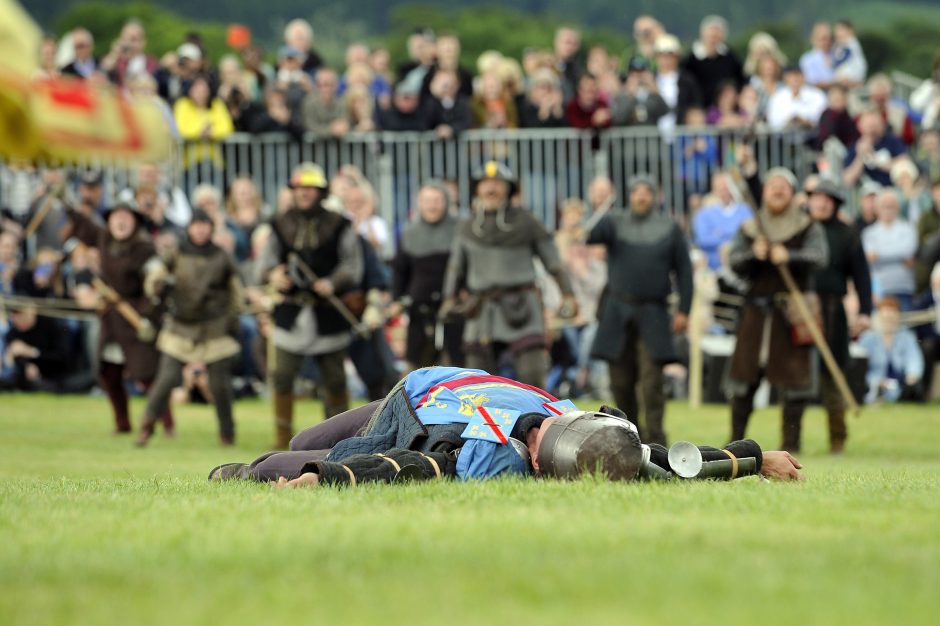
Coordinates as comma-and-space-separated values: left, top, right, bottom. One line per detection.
472, 160, 518, 196
536, 410, 643, 480
289, 162, 328, 189
811, 177, 845, 206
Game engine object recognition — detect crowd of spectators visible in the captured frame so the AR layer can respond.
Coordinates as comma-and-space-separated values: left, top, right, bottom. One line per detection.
31, 15, 924, 142
4, 13, 940, 405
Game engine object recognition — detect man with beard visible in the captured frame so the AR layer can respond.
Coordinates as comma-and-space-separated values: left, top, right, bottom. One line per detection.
727, 150, 829, 452
392, 182, 462, 369
441, 162, 576, 387
137, 210, 243, 447
588, 175, 692, 446
805, 179, 872, 453
66, 201, 173, 435
258, 163, 364, 448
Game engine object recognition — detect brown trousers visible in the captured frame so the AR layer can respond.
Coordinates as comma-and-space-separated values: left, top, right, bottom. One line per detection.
465, 344, 548, 389
607, 320, 666, 446
246, 400, 380, 481
271, 347, 349, 418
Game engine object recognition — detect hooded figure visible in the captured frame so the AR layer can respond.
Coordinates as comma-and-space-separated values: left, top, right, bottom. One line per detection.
727, 164, 829, 452
805, 178, 872, 453
65, 199, 173, 435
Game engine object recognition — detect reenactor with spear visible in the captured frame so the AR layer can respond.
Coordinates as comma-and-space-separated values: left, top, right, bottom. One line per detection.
727, 146, 859, 453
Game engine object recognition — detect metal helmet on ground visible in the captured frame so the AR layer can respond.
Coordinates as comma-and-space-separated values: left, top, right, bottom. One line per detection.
472, 160, 518, 196
289, 162, 328, 189
536, 410, 643, 480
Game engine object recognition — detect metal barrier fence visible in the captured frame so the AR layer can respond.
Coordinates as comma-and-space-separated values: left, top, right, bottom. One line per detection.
890, 70, 924, 105
2, 127, 815, 230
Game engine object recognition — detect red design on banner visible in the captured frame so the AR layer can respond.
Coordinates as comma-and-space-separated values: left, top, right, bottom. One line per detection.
44, 79, 94, 110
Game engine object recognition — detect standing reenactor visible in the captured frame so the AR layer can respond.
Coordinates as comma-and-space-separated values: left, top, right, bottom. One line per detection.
65, 201, 173, 436
258, 163, 363, 448
727, 153, 829, 453
588, 175, 693, 446
441, 162, 576, 387
391, 182, 462, 369
137, 210, 243, 447
804, 179, 872, 453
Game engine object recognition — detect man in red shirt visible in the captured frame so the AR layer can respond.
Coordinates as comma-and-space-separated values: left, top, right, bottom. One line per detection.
566, 74, 612, 130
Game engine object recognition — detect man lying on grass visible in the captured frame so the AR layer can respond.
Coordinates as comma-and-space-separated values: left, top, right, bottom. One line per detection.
209, 367, 803, 487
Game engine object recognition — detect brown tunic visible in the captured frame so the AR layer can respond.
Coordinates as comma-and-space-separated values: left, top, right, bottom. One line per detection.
727, 214, 829, 389
68, 210, 162, 381
156, 240, 242, 365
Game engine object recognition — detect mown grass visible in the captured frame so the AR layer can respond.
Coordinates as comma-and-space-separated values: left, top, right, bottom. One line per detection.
1, 394, 938, 626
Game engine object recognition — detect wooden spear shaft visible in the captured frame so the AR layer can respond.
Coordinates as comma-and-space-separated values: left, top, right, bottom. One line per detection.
92, 277, 156, 342
24, 183, 66, 238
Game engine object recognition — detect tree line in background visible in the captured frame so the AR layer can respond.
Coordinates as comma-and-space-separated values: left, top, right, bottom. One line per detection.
40, 0, 940, 77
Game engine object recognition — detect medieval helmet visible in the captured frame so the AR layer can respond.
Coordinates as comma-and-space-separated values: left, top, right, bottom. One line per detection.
103, 200, 143, 225
289, 162, 328, 190
628, 172, 658, 193
189, 208, 214, 227
811, 177, 845, 206
472, 160, 518, 196
536, 410, 644, 480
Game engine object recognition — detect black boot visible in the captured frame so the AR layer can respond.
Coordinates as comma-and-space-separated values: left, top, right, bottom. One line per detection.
781, 401, 805, 453
730, 396, 752, 442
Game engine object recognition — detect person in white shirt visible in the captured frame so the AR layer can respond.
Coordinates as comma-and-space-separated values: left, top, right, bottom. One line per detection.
653, 34, 702, 137
344, 184, 393, 262
766, 65, 827, 131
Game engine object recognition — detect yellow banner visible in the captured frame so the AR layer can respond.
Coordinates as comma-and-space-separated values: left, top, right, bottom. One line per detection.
0, 0, 171, 163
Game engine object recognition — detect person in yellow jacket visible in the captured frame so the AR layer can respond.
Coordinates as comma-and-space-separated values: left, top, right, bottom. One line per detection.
173, 75, 234, 170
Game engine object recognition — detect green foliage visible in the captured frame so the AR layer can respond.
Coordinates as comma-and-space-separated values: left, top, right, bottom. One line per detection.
729, 20, 806, 65
52, 2, 230, 64
1, 394, 939, 625
381, 4, 632, 72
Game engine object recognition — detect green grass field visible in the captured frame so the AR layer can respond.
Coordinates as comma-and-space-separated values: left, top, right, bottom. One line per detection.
1, 394, 938, 626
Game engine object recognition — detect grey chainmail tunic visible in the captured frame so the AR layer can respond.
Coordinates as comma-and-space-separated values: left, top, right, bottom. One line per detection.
443, 207, 572, 345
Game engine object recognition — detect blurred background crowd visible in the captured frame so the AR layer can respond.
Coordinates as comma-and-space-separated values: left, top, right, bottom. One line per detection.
3, 7, 940, 420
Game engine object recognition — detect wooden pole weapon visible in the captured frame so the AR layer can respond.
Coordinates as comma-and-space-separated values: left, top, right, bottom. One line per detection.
92, 277, 157, 342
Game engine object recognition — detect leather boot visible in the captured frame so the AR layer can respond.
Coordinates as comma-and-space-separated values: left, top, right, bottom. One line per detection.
828, 408, 847, 454
730, 397, 752, 442
134, 415, 157, 448
273, 392, 294, 450
781, 402, 804, 453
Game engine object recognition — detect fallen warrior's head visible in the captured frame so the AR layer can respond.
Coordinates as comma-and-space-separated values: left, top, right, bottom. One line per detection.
523, 410, 644, 480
